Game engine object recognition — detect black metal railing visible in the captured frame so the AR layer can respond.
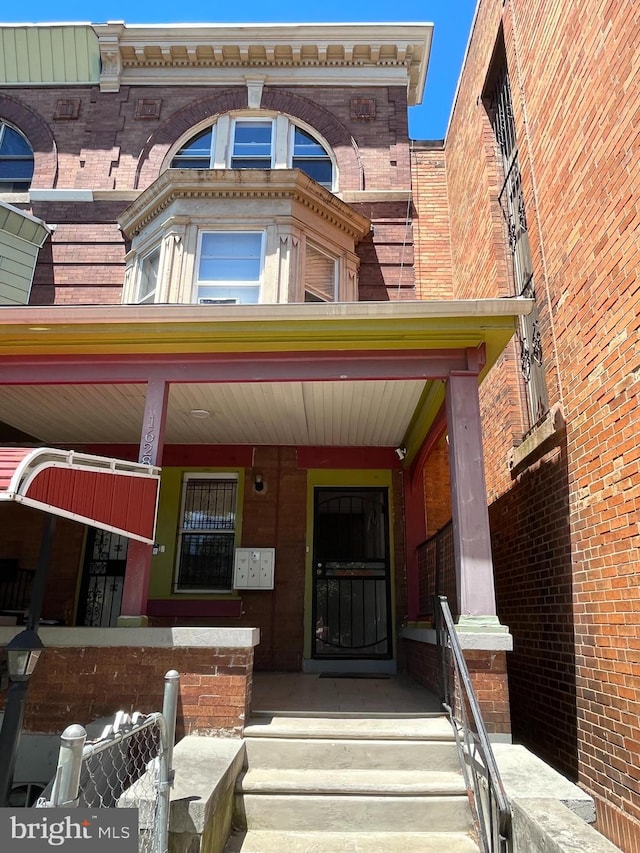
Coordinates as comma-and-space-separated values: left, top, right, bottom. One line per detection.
436, 595, 511, 853
417, 522, 457, 619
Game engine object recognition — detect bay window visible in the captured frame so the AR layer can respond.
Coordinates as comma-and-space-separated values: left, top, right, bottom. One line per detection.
136, 246, 161, 304
196, 231, 264, 305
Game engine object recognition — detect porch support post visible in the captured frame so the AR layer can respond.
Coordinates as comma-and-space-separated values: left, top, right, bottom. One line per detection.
445, 372, 500, 625
120, 379, 168, 624
404, 465, 426, 622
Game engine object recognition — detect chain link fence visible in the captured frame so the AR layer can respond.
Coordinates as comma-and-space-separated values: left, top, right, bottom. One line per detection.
37, 670, 179, 853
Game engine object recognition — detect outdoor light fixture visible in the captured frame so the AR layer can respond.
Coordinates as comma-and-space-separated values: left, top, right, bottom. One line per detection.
395, 447, 407, 461
0, 629, 45, 806
189, 409, 211, 419
254, 473, 265, 493
5, 629, 44, 681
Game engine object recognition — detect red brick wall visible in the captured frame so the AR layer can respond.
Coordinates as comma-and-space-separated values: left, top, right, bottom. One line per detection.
410, 144, 454, 300
424, 444, 451, 537
490, 438, 576, 776
441, 1, 640, 848
403, 638, 510, 735
2, 82, 415, 303
0, 645, 253, 737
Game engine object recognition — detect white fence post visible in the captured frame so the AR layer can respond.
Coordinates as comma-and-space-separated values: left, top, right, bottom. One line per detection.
48, 724, 86, 807
157, 670, 180, 853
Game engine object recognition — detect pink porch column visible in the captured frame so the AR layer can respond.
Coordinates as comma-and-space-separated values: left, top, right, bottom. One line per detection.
121, 379, 169, 621
445, 372, 498, 620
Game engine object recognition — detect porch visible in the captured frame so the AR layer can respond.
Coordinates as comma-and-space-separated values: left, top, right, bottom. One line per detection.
251, 670, 442, 715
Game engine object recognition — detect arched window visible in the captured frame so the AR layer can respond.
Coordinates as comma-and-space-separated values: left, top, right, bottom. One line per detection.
170, 114, 334, 190
0, 121, 34, 192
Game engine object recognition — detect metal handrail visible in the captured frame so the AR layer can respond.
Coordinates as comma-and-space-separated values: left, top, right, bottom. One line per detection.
436, 596, 511, 853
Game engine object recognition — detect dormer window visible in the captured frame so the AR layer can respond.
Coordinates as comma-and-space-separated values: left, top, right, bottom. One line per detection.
170, 113, 335, 190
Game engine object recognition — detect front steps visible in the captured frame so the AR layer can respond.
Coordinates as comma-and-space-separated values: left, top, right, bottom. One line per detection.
225, 713, 479, 853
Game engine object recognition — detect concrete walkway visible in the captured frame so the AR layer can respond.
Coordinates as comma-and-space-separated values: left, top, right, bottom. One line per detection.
251, 672, 442, 715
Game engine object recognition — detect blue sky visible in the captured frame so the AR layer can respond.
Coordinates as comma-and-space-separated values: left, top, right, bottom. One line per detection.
2, 2, 478, 139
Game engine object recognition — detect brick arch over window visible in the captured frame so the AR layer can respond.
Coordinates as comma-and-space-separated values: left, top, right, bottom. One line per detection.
260, 88, 361, 190
135, 87, 361, 191
135, 88, 248, 188
0, 93, 57, 189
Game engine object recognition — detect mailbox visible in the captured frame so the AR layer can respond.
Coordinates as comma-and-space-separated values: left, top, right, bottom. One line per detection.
233, 548, 275, 589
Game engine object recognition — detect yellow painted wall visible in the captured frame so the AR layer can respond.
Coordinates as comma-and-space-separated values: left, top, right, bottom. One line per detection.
148, 466, 244, 599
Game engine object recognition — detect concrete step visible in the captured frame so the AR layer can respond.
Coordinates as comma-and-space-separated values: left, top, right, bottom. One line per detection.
244, 736, 461, 771
236, 793, 474, 833
237, 768, 466, 796
243, 714, 454, 741
225, 829, 480, 853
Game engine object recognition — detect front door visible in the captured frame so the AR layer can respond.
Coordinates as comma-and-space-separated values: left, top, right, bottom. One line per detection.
312, 487, 392, 659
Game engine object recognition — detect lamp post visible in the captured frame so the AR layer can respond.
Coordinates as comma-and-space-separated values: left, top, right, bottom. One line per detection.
0, 514, 54, 806
0, 629, 44, 806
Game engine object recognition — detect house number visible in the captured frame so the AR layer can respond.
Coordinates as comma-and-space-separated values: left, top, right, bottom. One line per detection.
141, 414, 156, 465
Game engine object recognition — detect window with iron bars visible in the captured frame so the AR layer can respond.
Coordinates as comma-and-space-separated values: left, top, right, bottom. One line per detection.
174, 474, 238, 592
485, 42, 549, 428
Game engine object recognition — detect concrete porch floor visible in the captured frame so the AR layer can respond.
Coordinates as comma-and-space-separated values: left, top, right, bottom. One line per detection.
250, 673, 442, 716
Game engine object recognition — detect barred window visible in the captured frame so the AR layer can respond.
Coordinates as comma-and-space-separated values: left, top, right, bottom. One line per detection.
485, 34, 548, 427
174, 475, 238, 592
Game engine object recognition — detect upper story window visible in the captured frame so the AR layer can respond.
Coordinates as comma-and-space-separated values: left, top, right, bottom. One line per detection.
119, 169, 371, 308
136, 246, 161, 304
170, 113, 335, 190
484, 35, 548, 428
196, 231, 264, 305
231, 121, 273, 168
0, 121, 34, 192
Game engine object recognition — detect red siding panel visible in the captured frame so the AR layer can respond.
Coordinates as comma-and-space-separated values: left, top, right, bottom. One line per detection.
24, 467, 157, 541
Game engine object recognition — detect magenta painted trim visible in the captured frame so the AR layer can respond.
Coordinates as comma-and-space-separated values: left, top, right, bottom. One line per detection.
296, 446, 401, 469
0, 348, 470, 385
147, 598, 243, 617
77, 445, 255, 467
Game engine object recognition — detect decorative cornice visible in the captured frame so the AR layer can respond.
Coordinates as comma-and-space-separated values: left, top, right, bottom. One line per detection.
94, 22, 432, 104
118, 168, 372, 241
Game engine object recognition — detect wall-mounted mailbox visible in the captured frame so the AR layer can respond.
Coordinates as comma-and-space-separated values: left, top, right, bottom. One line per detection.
233, 548, 275, 589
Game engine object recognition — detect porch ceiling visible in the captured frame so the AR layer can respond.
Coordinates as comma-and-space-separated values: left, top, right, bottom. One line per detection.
0, 379, 426, 446
0, 299, 533, 453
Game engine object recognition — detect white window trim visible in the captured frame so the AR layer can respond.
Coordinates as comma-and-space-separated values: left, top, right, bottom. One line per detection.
174, 472, 239, 594
166, 111, 338, 191
193, 229, 265, 305
135, 244, 161, 304
230, 117, 275, 168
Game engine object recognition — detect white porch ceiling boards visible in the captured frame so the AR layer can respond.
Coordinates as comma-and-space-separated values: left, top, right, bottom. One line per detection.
0, 379, 425, 447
